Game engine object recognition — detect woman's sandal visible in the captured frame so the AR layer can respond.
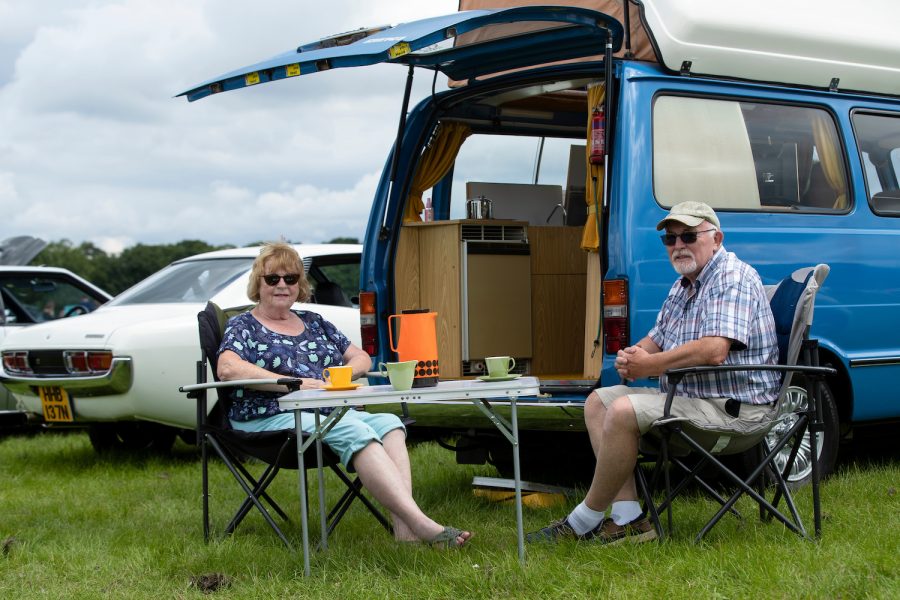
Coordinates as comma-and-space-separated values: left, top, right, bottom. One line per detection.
425, 526, 472, 549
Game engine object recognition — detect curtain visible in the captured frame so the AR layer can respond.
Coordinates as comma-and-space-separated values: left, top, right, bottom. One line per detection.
811, 112, 848, 209
581, 82, 605, 251
403, 122, 472, 222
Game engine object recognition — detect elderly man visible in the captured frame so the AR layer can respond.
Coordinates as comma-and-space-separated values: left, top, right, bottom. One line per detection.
527, 201, 780, 545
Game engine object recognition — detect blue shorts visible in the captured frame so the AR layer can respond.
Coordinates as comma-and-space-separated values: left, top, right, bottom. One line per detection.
230, 410, 405, 471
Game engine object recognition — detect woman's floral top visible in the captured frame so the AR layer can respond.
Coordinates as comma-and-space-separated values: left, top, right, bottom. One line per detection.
217, 310, 351, 421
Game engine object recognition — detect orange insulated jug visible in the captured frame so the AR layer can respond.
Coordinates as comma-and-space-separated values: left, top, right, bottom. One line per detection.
388, 309, 439, 387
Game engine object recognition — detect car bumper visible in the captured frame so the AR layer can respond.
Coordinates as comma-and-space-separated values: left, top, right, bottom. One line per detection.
2, 357, 133, 398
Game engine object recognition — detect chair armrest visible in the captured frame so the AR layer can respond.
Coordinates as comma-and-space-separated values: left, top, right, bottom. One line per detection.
179, 377, 302, 394
661, 364, 836, 417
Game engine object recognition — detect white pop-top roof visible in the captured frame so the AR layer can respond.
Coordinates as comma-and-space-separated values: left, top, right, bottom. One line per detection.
640, 0, 900, 97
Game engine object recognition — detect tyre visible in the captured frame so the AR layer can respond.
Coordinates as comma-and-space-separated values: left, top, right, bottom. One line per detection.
88, 422, 178, 454
742, 378, 840, 489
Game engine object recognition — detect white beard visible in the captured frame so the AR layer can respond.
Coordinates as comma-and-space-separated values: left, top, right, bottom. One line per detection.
671, 250, 698, 276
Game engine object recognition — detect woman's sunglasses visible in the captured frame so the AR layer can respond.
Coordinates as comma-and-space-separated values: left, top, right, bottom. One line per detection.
660, 229, 717, 246
261, 273, 301, 286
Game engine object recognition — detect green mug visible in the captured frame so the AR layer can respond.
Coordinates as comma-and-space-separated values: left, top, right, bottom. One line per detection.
378, 360, 417, 391
485, 356, 516, 378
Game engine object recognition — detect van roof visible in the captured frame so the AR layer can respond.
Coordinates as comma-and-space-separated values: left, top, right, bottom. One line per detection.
639, 0, 900, 97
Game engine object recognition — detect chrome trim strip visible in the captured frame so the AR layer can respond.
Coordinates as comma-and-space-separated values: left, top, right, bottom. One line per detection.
849, 357, 900, 368
1, 357, 133, 396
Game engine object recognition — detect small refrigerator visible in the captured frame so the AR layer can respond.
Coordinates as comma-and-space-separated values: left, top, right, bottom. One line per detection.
461, 240, 532, 366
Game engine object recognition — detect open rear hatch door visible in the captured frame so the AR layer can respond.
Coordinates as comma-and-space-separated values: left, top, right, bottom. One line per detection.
179, 6, 622, 101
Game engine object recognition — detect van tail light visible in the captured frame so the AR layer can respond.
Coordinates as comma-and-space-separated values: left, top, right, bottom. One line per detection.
603, 279, 629, 354
63, 351, 113, 375
2, 351, 33, 375
359, 291, 378, 356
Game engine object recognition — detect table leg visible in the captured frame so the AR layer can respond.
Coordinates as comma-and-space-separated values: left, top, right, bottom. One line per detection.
511, 399, 525, 564
295, 409, 310, 577
315, 409, 328, 550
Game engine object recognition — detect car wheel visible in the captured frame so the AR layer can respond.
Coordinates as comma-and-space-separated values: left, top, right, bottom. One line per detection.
88, 422, 177, 454
741, 378, 840, 489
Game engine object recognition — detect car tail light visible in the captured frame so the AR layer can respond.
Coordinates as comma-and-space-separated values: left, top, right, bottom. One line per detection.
603, 278, 629, 354
2, 351, 33, 375
359, 291, 378, 356
63, 351, 113, 375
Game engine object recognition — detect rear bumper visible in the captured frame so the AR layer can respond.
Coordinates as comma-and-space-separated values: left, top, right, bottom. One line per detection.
1, 357, 133, 397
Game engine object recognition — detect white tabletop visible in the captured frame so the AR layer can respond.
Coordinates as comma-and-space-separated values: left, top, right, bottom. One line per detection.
278, 376, 541, 410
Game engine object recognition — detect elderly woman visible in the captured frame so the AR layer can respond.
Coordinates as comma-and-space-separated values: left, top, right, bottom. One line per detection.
217, 242, 471, 548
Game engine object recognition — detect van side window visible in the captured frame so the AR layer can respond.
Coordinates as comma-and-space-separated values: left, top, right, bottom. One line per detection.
853, 112, 900, 217
653, 96, 848, 212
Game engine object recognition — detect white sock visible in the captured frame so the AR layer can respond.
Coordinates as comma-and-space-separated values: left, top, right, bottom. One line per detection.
567, 501, 606, 535
610, 500, 642, 526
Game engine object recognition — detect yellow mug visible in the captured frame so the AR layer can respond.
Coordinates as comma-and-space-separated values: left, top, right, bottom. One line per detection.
322, 365, 353, 387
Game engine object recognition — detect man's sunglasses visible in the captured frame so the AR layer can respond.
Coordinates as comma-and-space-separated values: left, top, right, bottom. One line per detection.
261, 273, 301, 286
660, 229, 717, 246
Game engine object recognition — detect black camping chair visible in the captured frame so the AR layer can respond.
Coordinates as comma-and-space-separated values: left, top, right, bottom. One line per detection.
635, 264, 836, 542
180, 301, 391, 549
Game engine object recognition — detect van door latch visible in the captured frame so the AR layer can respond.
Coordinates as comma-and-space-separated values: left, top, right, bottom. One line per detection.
680, 60, 692, 76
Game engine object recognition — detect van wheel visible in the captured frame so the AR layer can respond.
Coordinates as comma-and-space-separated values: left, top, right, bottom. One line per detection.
88, 422, 177, 454
740, 378, 840, 489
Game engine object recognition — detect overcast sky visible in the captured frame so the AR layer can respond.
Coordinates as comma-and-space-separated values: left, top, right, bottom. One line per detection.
0, 0, 460, 254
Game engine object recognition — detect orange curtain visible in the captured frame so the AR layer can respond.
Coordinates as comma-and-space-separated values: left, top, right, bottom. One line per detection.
581, 82, 605, 251
403, 122, 472, 222
811, 112, 848, 209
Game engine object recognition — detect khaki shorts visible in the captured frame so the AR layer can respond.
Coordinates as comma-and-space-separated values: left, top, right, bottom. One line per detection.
593, 385, 776, 435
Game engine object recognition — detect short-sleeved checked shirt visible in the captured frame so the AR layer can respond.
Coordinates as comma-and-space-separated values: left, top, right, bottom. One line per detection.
647, 248, 779, 404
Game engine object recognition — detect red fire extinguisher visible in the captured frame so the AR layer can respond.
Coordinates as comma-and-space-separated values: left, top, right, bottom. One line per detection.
590, 105, 606, 164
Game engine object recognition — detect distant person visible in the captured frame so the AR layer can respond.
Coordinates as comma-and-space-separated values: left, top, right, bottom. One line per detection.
217, 242, 472, 548
527, 202, 779, 545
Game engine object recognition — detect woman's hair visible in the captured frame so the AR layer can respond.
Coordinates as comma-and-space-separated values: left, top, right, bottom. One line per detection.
246, 242, 312, 303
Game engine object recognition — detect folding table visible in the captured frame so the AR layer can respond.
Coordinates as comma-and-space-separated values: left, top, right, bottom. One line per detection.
279, 376, 541, 576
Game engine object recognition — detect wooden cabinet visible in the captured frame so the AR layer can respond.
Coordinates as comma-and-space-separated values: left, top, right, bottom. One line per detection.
396, 221, 588, 379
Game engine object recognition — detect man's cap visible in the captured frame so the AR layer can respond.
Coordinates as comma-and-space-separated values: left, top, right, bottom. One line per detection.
656, 201, 720, 230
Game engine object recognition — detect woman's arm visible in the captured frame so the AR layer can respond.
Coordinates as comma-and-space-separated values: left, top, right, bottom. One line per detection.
217, 349, 324, 390
343, 343, 373, 380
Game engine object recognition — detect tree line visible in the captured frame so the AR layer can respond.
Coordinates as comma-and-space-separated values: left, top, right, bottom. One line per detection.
31, 238, 359, 296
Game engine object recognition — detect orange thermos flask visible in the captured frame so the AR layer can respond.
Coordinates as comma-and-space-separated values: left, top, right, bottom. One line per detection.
388, 309, 439, 387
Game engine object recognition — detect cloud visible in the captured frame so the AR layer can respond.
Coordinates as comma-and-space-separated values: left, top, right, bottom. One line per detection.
0, 0, 458, 250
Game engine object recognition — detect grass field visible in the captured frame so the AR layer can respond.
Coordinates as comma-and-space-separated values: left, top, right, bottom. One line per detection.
1, 430, 898, 599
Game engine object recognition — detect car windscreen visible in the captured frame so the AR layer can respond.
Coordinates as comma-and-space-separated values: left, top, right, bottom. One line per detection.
107, 258, 251, 305
0, 273, 107, 323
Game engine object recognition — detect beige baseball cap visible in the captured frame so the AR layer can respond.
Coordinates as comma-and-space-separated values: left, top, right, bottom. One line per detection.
656, 201, 721, 230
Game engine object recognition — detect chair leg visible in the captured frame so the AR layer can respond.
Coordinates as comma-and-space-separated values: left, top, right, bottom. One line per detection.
206, 436, 293, 550
326, 467, 393, 534
635, 463, 664, 541
202, 432, 210, 543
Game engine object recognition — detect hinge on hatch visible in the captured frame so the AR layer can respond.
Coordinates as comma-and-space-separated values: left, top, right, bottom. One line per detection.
829, 77, 840, 92
680, 60, 692, 76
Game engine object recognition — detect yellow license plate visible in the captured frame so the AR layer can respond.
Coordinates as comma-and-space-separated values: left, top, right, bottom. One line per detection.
39, 386, 74, 422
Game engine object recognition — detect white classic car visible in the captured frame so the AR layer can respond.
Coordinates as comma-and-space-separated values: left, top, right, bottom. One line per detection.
0, 244, 362, 451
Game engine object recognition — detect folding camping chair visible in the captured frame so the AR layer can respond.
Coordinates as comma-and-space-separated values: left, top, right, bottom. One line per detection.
180, 301, 391, 549
636, 264, 836, 542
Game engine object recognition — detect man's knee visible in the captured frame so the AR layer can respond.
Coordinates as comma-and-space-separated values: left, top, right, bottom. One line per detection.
584, 391, 605, 421
604, 396, 639, 432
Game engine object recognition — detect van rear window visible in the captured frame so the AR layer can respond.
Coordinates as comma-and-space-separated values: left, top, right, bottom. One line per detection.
653, 96, 848, 213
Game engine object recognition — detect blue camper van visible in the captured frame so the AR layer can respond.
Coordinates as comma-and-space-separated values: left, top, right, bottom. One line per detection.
181, 1, 900, 484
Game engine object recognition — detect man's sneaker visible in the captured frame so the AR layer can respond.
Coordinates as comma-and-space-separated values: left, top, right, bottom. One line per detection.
592, 516, 658, 545
525, 517, 598, 543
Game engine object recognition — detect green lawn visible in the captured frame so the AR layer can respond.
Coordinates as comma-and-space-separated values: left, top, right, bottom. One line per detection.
1, 431, 897, 599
